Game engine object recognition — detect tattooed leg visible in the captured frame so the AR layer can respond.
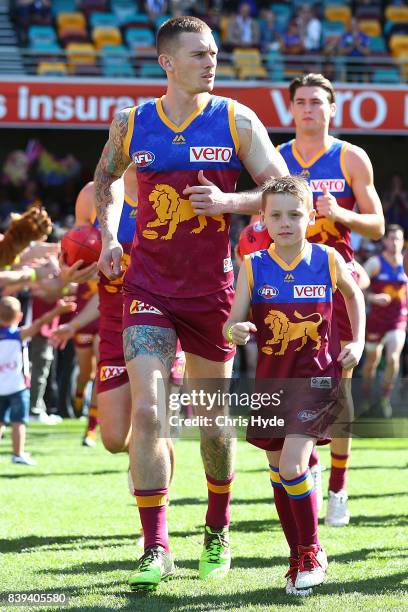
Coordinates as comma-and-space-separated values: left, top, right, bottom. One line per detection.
124, 324, 177, 490
185, 353, 236, 480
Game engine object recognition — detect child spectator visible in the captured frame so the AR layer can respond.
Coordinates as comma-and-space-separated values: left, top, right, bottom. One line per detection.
0, 296, 74, 465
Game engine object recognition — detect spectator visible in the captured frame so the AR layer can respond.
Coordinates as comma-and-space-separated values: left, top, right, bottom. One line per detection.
383, 173, 408, 237
337, 18, 370, 81
281, 18, 304, 55
259, 9, 281, 52
298, 4, 322, 52
226, 2, 260, 49
0, 296, 73, 465
145, 0, 169, 23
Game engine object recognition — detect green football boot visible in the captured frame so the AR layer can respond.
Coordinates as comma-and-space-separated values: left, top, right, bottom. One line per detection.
128, 545, 175, 591
199, 526, 231, 580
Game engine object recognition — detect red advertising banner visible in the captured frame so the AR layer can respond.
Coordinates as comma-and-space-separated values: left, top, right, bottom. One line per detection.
1, 77, 408, 133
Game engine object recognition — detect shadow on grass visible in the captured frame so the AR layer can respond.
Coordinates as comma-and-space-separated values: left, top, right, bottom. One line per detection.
0, 534, 135, 554
349, 514, 408, 527
169, 496, 275, 507
0, 469, 122, 480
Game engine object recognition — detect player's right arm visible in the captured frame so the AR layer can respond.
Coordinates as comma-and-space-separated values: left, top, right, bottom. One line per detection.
51, 292, 99, 349
223, 261, 257, 344
335, 250, 366, 369
94, 108, 134, 280
363, 255, 391, 306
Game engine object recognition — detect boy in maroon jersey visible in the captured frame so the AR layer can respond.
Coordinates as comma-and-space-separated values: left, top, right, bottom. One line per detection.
224, 176, 365, 595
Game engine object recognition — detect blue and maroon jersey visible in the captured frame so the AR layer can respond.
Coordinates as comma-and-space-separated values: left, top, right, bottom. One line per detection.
366, 255, 408, 339
278, 138, 356, 263
245, 242, 339, 379
123, 95, 242, 297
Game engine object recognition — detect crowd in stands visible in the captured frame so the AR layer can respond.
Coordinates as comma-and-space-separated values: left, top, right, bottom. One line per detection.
0, 140, 84, 231
7, 0, 408, 81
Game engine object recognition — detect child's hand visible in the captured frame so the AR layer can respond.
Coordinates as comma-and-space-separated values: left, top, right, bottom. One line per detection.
337, 341, 363, 370
228, 322, 257, 345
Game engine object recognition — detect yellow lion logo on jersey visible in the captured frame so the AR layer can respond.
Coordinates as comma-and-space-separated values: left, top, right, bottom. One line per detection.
307, 217, 342, 244
382, 284, 406, 301
262, 310, 322, 356
144, 184, 225, 240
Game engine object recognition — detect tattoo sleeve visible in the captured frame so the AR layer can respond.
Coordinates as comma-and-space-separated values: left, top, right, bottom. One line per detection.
94, 108, 133, 241
123, 325, 177, 373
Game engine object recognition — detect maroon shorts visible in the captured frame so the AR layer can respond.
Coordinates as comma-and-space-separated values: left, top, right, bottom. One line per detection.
97, 286, 129, 394
333, 269, 359, 343
246, 377, 339, 451
74, 319, 99, 348
122, 284, 235, 362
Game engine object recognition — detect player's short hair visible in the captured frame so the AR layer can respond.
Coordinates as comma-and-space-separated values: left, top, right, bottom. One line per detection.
0, 296, 21, 324
261, 175, 313, 211
289, 73, 336, 104
156, 16, 211, 55
385, 224, 404, 236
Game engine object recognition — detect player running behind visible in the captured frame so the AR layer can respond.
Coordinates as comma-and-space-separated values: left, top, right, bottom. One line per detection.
278, 73, 384, 526
362, 224, 408, 418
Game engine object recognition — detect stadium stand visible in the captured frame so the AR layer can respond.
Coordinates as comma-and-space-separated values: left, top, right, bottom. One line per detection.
0, 0, 406, 82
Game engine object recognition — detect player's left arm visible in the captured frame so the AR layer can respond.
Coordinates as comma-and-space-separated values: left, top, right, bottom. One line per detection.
317, 145, 384, 240
334, 250, 366, 369
183, 103, 289, 216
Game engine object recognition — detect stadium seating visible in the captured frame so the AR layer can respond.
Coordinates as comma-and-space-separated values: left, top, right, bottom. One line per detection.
232, 49, 267, 80
125, 27, 155, 51
389, 35, 408, 57
28, 26, 58, 47
372, 67, 401, 83
89, 13, 120, 28
139, 62, 165, 78
37, 61, 67, 76
215, 65, 237, 80
324, 5, 352, 28
66, 42, 97, 73
56, 12, 87, 31
51, 0, 77, 16
92, 26, 122, 49
358, 19, 382, 38
368, 36, 387, 54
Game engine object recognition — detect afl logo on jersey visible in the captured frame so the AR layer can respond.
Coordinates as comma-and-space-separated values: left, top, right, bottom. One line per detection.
258, 284, 279, 299
132, 151, 155, 167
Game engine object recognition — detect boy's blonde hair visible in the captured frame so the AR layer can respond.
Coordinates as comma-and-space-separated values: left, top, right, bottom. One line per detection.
0, 296, 22, 325
261, 175, 313, 211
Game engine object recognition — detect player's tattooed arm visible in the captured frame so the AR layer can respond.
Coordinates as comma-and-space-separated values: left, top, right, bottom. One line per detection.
94, 108, 133, 242
123, 325, 177, 373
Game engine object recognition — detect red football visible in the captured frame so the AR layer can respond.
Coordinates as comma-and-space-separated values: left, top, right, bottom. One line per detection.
237, 221, 271, 258
61, 225, 102, 267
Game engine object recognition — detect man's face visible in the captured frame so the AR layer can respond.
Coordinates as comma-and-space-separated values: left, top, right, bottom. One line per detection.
290, 86, 335, 135
166, 31, 218, 95
384, 230, 404, 256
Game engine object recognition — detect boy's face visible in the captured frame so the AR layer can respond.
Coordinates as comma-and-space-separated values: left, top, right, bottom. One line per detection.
262, 193, 315, 247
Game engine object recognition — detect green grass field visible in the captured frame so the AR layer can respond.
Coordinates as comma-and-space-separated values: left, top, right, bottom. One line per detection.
1, 421, 407, 611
